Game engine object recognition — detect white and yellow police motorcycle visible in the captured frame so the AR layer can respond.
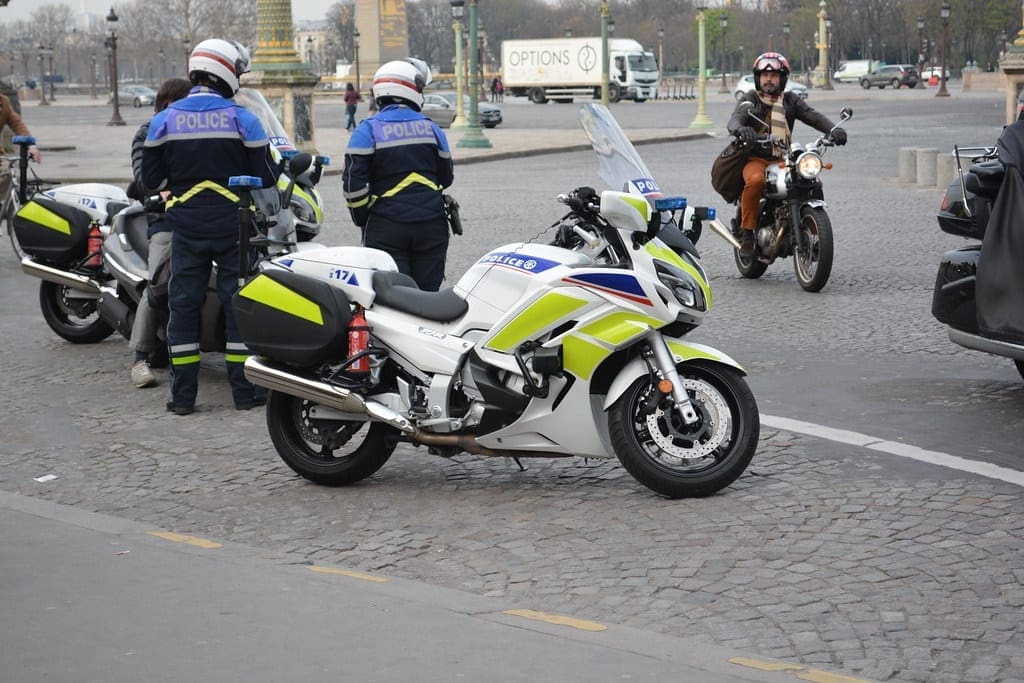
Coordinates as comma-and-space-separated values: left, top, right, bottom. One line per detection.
233, 104, 759, 498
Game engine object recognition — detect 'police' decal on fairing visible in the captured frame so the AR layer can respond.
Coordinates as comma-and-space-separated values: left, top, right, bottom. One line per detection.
629, 177, 663, 198
478, 252, 561, 274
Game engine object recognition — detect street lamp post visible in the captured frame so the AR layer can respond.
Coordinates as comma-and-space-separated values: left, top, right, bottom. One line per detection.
353, 30, 360, 92
783, 22, 791, 58
37, 45, 49, 106
600, 1, 610, 105
159, 48, 165, 81
90, 52, 97, 99
690, 2, 712, 128
47, 45, 56, 102
917, 16, 926, 88
456, 0, 491, 148
305, 36, 314, 69
656, 25, 664, 99
450, 0, 467, 129
937, 1, 950, 97
804, 39, 811, 85
868, 38, 873, 68
719, 14, 729, 93
824, 16, 833, 90
106, 8, 125, 126
182, 36, 190, 73
477, 25, 487, 99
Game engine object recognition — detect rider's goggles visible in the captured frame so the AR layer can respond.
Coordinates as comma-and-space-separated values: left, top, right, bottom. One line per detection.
754, 58, 784, 72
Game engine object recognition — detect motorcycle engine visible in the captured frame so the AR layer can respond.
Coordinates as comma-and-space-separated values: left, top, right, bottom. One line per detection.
756, 226, 776, 252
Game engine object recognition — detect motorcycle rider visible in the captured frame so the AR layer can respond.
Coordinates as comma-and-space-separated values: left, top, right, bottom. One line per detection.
342, 58, 454, 291
127, 78, 191, 389
727, 52, 847, 255
141, 39, 279, 415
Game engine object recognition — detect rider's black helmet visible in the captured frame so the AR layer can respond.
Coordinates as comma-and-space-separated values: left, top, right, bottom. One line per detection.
752, 51, 790, 94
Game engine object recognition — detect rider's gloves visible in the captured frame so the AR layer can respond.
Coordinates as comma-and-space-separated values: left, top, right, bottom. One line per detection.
831, 128, 848, 146
735, 126, 757, 145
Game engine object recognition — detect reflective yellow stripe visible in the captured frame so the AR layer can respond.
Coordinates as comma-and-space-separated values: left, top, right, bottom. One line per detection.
485, 292, 589, 353
579, 312, 661, 345
561, 334, 610, 380
237, 274, 324, 325
171, 354, 201, 365
18, 201, 71, 235
165, 180, 240, 208
347, 196, 370, 208
225, 353, 250, 363
379, 172, 442, 198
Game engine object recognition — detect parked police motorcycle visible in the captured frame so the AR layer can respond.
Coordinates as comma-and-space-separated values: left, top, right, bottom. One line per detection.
931, 134, 1024, 380
232, 104, 759, 499
730, 102, 853, 292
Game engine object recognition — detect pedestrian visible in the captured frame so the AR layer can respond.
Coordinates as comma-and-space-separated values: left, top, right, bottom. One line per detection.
0, 84, 42, 222
141, 39, 280, 415
127, 77, 191, 389
343, 58, 454, 291
495, 76, 504, 103
343, 82, 361, 131
490, 76, 499, 103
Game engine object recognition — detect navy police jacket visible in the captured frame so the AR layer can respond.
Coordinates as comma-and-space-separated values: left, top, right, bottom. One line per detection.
141, 86, 279, 238
342, 104, 454, 227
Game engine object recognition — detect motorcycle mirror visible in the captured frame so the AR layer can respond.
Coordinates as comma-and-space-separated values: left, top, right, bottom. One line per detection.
739, 101, 755, 115
287, 152, 314, 178
840, 106, 853, 120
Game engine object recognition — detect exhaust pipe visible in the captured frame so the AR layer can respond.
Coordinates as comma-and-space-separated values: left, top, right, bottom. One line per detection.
21, 257, 101, 294
95, 286, 133, 338
244, 356, 416, 434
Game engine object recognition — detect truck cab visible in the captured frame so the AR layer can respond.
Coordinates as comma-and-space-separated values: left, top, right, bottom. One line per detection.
610, 45, 659, 102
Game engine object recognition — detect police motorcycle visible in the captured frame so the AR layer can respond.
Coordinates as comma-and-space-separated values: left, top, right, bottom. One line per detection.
931, 129, 1024, 381
731, 102, 853, 292
232, 103, 759, 499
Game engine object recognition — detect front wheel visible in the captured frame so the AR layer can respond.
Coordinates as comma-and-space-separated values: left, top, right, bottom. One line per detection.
1015, 359, 1024, 382
608, 83, 621, 103
860, 79, 871, 89
608, 362, 759, 498
266, 390, 397, 486
793, 206, 834, 292
891, 78, 901, 89
39, 281, 115, 343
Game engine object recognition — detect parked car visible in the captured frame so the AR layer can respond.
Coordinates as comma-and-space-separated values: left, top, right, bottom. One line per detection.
421, 93, 457, 128
436, 92, 502, 128
833, 60, 872, 83
109, 85, 157, 108
732, 74, 808, 101
919, 67, 950, 81
859, 64, 919, 89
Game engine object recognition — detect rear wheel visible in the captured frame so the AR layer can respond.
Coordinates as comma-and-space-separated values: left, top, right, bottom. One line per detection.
793, 206, 834, 292
732, 225, 768, 279
38, 281, 115, 343
266, 391, 397, 486
528, 87, 547, 104
608, 362, 759, 498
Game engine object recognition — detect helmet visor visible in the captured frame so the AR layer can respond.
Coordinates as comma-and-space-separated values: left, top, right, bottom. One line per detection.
754, 57, 785, 72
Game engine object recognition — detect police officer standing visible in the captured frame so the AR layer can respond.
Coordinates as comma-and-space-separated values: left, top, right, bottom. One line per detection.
342, 58, 454, 291
141, 39, 279, 415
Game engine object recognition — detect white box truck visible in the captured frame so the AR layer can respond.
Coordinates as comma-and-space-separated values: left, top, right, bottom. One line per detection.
501, 37, 659, 103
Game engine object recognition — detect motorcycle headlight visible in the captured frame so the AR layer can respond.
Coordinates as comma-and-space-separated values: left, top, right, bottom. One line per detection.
795, 152, 823, 179
655, 260, 706, 312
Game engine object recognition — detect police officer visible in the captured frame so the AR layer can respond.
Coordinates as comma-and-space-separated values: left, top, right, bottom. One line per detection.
141, 39, 279, 415
343, 58, 454, 291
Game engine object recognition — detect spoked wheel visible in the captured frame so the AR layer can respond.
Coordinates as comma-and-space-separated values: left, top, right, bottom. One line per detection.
266, 390, 397, 486
38, 281, 115, 343
793, 206, 834, 292
608, 361, 759, 499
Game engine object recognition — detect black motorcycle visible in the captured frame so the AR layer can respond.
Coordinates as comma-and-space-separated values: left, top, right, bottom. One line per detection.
730, 103, 852, 292
932, 140, 1024, 380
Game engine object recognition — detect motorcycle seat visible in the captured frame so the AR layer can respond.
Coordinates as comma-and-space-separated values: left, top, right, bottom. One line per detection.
106, 201, 130, 222
372, 270, 469, 323
964, 161, 1004, 200
123, 213, 151, 262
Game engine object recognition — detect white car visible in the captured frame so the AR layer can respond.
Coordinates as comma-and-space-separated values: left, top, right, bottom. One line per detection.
732, 74, 808, 101
919, 67, 950, 81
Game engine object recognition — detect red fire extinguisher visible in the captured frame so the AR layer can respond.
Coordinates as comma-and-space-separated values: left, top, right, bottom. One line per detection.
347, 307, 371, 374
85, 223, 103, 267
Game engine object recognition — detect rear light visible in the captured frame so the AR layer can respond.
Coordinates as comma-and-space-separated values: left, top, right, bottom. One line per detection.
939, 192, 950, 212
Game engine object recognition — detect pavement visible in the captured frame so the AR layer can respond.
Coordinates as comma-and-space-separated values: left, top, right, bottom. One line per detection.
22, 94, 710, 184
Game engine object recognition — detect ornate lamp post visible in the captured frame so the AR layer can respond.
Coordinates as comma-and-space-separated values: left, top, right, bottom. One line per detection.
868, 38, 873, 67
656, 25, 664, 74
599, 1, 610, 105
37, 44, 49, 105
804, 39, 811, 85
719, 14, 729, 93
90, 52, 97, 99
937, 1, 950, 97
305, 36, 314, 68
47, 45, 56, 102
917, 16, 926, 88
106, 8, 125, 125
182, 36, 190, 72
159, 48, 165, 80
456, 0, 491, 148
450, 0, 467, 129
824, 16, 833, 90
353, 30, 360, 92
690, 1, 712, 128
477, 24, 487, 98
783, 22, 791, 58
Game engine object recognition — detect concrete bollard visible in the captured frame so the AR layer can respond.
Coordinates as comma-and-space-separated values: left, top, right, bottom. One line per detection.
899, 147, 919, 183
916, 148, 938, 187
935, 152, 957, 189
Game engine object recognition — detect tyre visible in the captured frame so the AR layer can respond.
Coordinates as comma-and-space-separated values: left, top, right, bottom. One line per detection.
860, 79, 871, 89
891, 78, 901, 89
634, 98, 646, 103
5, 192, 25, 262
793, 206, 834, 292
1015, 359, 1024, 382
608, 361, 759, 498
528, 87, 547, 104
608, 83, 621, 103
38, 281, 115, 343
732, 225, 768, 279
266, 390, 397, 486
133, 98, 142, 108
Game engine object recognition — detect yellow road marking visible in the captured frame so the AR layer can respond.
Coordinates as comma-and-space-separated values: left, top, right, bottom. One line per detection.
147, 531, 222, 549
729, 657, 805, 672
502, 609, 607, 632
798, 671, 873, 683
308, 566, 389, 583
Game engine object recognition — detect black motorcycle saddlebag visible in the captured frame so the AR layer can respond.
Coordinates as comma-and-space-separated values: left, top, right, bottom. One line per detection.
931, 245, 979, 333
233, 269, 353, 368
12, 196, 93, 263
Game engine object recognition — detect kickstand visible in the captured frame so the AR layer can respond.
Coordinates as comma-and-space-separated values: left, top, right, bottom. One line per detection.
512, 457, 526, 472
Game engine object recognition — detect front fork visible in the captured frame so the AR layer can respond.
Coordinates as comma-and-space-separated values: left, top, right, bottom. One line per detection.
645, 330, 699, 425
789, 198, 806, 253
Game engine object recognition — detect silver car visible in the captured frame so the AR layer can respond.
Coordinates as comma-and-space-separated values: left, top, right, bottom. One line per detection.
436, 92, 502, 128
421, 93, 457, 128
732, 74, 808, 101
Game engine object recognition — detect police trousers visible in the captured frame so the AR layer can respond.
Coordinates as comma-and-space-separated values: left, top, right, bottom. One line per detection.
363, 214, 449, 291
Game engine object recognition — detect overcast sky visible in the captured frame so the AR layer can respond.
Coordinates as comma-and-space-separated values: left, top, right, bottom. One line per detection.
0, 0, 333, 23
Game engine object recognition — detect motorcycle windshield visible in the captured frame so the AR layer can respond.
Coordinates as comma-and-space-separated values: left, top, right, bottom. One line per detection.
235, 88, 296, 155
579, 103, 663, 203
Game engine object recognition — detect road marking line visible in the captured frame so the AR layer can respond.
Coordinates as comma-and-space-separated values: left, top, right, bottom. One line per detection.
308, 566, 389, 583
797, 670, 873, 683
729, 657, 804, 672
502, 609, 607, 632
147, 531, 222, 548
762, 414, 1024, 488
